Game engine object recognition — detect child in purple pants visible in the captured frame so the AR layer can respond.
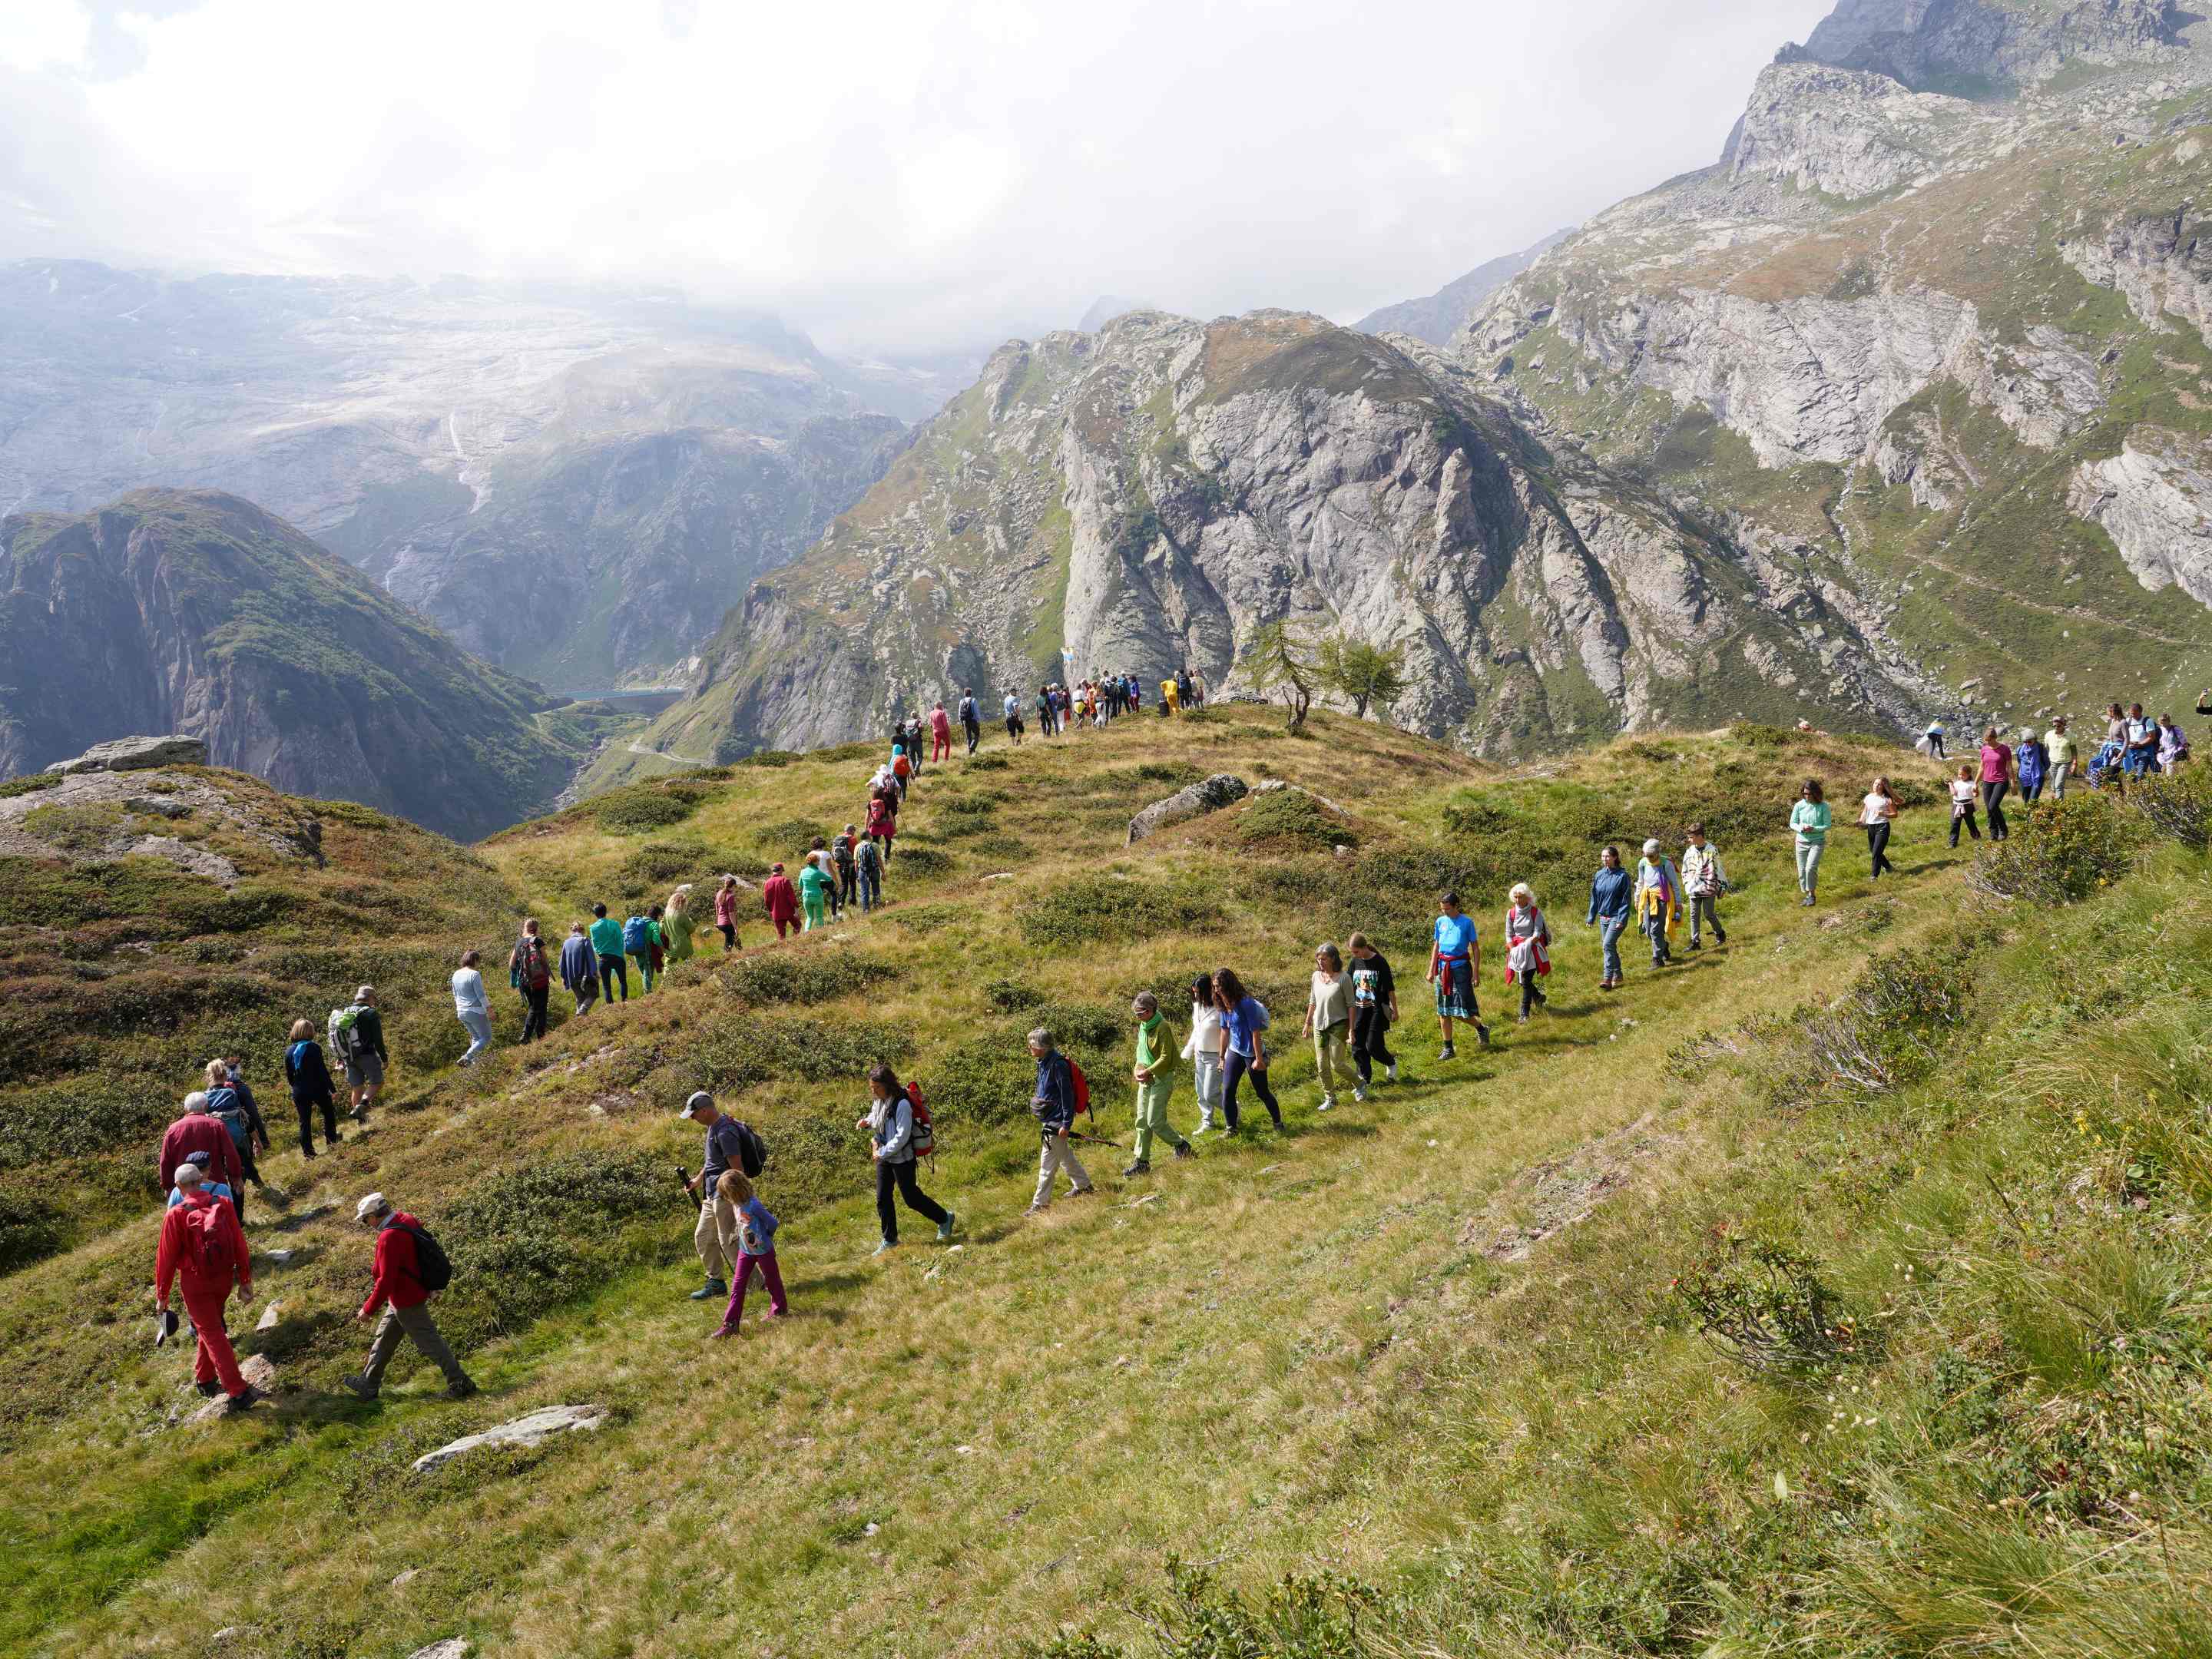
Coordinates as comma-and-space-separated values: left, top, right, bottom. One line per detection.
710, 1170, 787, 1336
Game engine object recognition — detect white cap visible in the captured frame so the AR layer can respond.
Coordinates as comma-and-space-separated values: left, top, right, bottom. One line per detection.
1642, 838, 1661, 854
355, 1192, 388, 1222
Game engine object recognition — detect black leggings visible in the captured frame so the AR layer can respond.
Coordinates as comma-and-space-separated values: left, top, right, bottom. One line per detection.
1982, 780, 2010, 840
1518, 977, 1548, 1018
965, 720, 980, 754
598, 952, 628, 1001
1866, 820, 1895, 878
1949, 808, 1980, 847
876, 1157, 948, 1243
1351, 1008, 1395, 1084
718, 923, 737, 951
1222, 1049, 1282, 1130
293, 1092, 337, 1155
522, 985, 550, 1041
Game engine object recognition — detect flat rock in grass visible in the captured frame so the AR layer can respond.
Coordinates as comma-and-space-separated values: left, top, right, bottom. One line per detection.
44, 734, 208, 774
406, 1642, 470, 1659
183, 1354, 278, 1424
1126, 773, 1248, 845
254, 1300, 283, 1331
411, 1404, 608, 1472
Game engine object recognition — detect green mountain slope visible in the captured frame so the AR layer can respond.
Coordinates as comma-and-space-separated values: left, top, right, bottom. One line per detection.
8, 705, 2212, 1656
0, 489, 598, 839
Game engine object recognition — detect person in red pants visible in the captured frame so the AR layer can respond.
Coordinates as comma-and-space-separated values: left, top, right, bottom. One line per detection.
929, 699, 953, 763
761, 863, 800, 939
154, 1163, 260, 1412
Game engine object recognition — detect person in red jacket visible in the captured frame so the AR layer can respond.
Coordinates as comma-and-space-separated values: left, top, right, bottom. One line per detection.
341, 1193, 475, 1401
157, 1091, 243, 1202
760, 863, 800, 940
929, 700, 953, 763
154, 1163, 260, 1412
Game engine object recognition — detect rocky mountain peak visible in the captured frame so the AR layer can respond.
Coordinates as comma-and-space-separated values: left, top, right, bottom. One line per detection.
1785, 0, 2179, 94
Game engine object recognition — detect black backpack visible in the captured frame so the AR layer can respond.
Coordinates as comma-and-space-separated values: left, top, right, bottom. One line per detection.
732, 1120, 767, 1179
389, 1220, 453, 1293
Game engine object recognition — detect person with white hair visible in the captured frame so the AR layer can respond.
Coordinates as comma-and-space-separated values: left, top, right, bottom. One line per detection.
452, 950, 492, 1066
154, 1160, 258, 1412
1633, 839, 1681, 969
1024, 1028, 1094, 1213
342, 1193, 475, 1401
157, 1089, 241, 1202
1502, 884, 1551, 1022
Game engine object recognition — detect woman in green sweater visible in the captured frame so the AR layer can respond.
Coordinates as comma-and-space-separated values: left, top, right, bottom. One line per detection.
1790, 779, 1831, 908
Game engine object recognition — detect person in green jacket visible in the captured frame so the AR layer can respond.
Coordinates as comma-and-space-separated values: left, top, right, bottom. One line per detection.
1790, 779, 1831, 908
661, 884, 696, 966
1126, 991, 1194, 1176
627, 906, 661, 994
588, 902, 628, 1002
796, 859, 833, 931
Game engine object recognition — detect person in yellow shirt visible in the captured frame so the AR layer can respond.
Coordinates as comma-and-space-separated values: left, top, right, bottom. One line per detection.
1161, 677, 1181, 714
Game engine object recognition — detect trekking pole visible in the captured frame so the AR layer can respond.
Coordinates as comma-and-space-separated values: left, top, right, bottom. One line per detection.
1065, 1131, 1125, 1150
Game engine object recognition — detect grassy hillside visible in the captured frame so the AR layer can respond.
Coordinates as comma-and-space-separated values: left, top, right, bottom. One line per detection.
8, 704, 2212, 1657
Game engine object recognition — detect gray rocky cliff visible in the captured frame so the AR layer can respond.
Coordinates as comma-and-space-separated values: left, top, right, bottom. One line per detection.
624, 310, 1927, 771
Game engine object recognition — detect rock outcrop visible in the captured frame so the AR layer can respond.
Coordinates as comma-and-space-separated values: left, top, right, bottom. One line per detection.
620, 309, 1920, 775
1127, 773, 1250, 844
44, 735, 207, 775
412, 1403, 608, 1472
0, 490, 591, 839
2070, 429, 2212, 607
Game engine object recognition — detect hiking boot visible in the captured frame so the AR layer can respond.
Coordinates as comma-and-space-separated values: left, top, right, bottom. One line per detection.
1385, 1062, 1398, 1083
1439, 1042, 1455, 1061
690, 1279, 727, 1300
445, 1377, 478, 1400
1317, 1094, 1335, 1112
1475, 1023, 1491, 1048
936, 1210, 957, 1242
1173, 1142, 1194, 1159
1022, 1204, 1048, 1217
195, 1379, 223, 1397
871, 1238, 896, 1257
224, 1386, 263, 1415
707, 1326, 738, 1340
1121, 1159, 1151, 1177
1715, 930, 1728, 945
340, 1373, 376, 1402
1687, 939, 1703, 951
1068, 1184, 1097, 1197
1516, 1012, 1529, 1024
1353, 1085, 1369, 1103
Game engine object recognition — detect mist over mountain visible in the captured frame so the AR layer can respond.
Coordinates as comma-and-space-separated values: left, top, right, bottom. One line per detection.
1353, 228, 1576, 346
0, 262, 952, 692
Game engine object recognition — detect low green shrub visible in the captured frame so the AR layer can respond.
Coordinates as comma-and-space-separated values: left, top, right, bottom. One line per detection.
984, 978, 1045, 1013
741, 750, 800, 768
1968, 793, 2137, 905
889, 845, 952, 876
717, 951, 896, 1007
594, 787, 697, 835
0, 1192, 61, 1273
677, 1015, 911, 1092
1237, 790, 1354, 851
2129, 768, 2212, 852
750, 817, 826, 857
1019, 876, 1224, 949
439, 1151, 671, 1343
619, 836, 711, 886
1669, 1238, 1876, 1376
0, 774, 63, 801
964, 753, 1012, 772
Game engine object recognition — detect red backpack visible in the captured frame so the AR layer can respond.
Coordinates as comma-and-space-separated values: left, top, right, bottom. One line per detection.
182, 1197, 236, 1277
1068, 1060, 1091, 1121
903, 1083, 936, 1159
518, 936, 551, 992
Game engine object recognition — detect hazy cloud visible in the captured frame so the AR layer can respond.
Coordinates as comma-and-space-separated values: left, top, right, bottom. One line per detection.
0, 0, 1836, 355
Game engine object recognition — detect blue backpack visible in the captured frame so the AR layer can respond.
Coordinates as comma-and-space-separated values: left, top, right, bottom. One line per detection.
622, 915, 651, 953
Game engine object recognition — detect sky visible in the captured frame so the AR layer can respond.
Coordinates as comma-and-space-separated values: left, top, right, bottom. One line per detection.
0, 0, 1837, 358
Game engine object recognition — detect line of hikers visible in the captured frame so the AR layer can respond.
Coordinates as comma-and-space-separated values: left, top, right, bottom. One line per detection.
155, 1066, 472, 1412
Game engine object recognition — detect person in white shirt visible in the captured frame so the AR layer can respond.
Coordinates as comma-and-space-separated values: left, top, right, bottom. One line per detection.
1679, 823, 1728, 948
1179, 974, 1226, 1132
451, 950, 492, 1066
1860, 777, 1899, 880
1947, 763, 1982, 848
2042, 717, 2077, 800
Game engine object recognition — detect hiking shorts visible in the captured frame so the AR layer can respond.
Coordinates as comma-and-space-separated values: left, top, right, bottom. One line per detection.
344, 1051, 384, 1088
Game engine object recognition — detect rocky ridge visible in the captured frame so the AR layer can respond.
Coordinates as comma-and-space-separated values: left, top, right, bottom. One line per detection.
608, 308, 1931, 779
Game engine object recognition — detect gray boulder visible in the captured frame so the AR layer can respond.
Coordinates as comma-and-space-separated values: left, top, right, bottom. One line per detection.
406, 1642, 471, 1659
412, 1403, 608, 1472
1127, 773, 1249, 845
45, 734, 208, 775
